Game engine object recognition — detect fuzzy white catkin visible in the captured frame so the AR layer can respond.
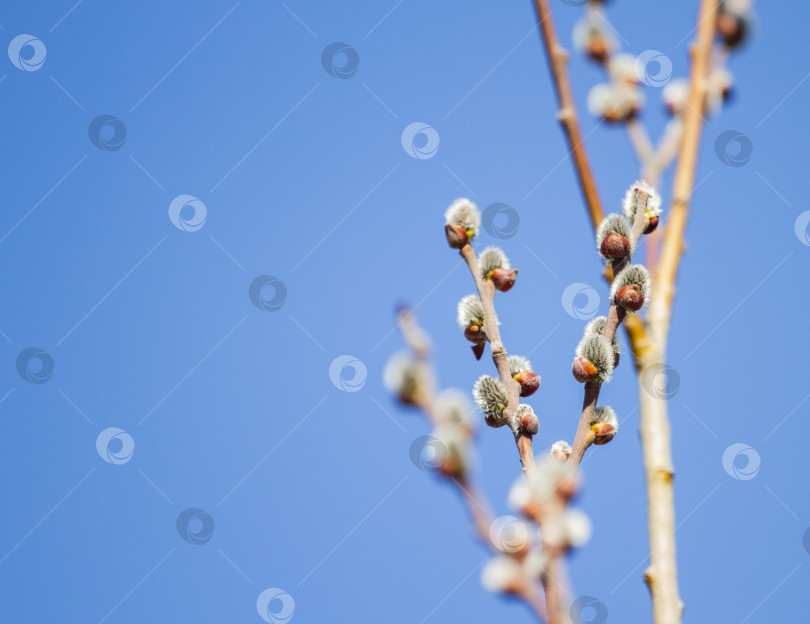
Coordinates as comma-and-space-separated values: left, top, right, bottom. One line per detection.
383, 351, 419, 396
507, 355, 533, 376
575, 334, 615, 380
562, 509, 592, 548
591, 405, 618, 430
587, 84, 644, 120
662, 78, 689, 115
609, 264, 651, 302
481, 556, 523, 593
551, 440, 572, 457
583, 316, 620, 353
608, 53, 638, 84
595, 213, 632, 250
434, 388, 476, 433
472, 375, 508, 417
622, 180, 662, 219
572, 11, 616, 54
457, 294, 485, 328
523, 547, 547, 580
478, 246, 510, 278
445, 198, 480, 233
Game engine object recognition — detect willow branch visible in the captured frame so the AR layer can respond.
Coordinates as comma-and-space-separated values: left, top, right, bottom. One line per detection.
650, 0, 716, 349
532, 0, 603, 231
458, 244, 535, 470
637, 2, 718, 623
396, 308, 547, 621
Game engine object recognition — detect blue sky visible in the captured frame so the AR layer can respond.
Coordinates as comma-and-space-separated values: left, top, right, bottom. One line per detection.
0, 1, 808, 623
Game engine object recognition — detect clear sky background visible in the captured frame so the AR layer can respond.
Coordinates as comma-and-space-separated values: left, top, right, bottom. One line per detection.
0, 1, 808, 623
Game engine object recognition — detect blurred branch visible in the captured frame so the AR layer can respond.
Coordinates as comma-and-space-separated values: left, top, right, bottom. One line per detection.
395, 308, 548, 622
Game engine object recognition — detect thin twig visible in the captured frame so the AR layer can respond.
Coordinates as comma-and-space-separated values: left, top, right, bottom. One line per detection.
396, 308, 548, 621
458, 244, 535, 470
532, 0, 603, 232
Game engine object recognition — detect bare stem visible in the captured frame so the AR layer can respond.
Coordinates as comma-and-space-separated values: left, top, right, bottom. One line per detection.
638, 2, 718, 622
532, 0, 603, 232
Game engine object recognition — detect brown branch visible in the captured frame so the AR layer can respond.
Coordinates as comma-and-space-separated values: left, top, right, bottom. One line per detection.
458, 244, 535, 470
532, 0, 603, 232
396, 308, 548, 621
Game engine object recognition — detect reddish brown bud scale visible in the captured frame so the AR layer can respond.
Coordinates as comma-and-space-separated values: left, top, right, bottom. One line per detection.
444, 223, 469, 249
643, 216, 659, 235
489, 268, 518, 292
514, 370, 540, 398
591, 421, 616, 445
587, 37, 610, 63
613, 351, 620, 369
572, 357, 599, 383
471, 343, 485, 361
551, 448, 571, 462
519, 411, 539, 436
600, 231, 630, 258
616, 283, 645, 311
